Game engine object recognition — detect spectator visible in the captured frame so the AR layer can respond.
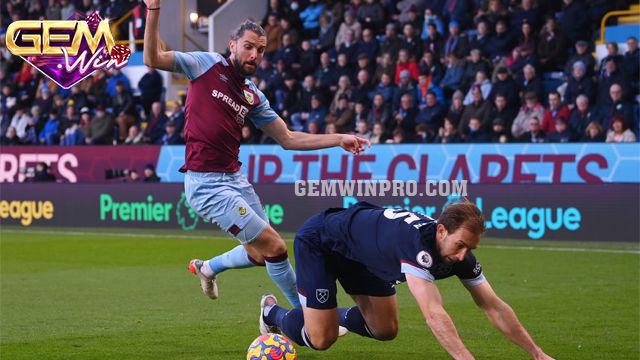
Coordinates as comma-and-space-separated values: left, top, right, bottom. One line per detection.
519, 64, 544, 105
113, 80, 136, 142
623, 36, 639, 95
280, 17, 300, 47
581, 121, 606, 142
355, 54, 374, 82
597, 59, 627, 106
314, 52, 337, 91
541, 91, 570, 133
326, 94, 354, 133
264, 13, 282, 55
598, 83, 632, 130
380, 23, 403, 63
415, 123, 434, 143
315, 15, 336, 52
401, 23, 422, 57
274, 33, 299, 69
418, 51, 445, 85
337, 29, 359, 67
442, 0, 473, 29
515, 20, 537, 60
351, 70, 373, 105
168, 101, 185, 134
488, 93, 517, 130
441, 54, 466, 98
335, 11, 362, 50
389, 93, 418, 135
143, 163, 161, 183
61, 117, 85, 145
393, 70, 416, 110
67, 85, 88, 114
85, 105, 113, 145
334, 54, 353, 88
144, 101, 169, 144
59, 0, 75, 20
464, 117, 490, 143
446, 90, 466, 127
512, 92, 545, 138
372, 72, 397, 104
434, 117, 462, 143
126, 169, 141, 182
546, 118, 572, 143
387, 128, 411, 144
423, 22, 445, 59
598, 42, 624, 77
485, 19, 514, 62
357, 28, 379, 61
307, 95, 328, 132
394, 49, 420, 84
463, 49, 492, 90
568, 95, 596, 140
355, 119, 372, 140
353, 101, 369, 127
38, 112, 60, 145
517, 116, 546, 143
375, 52, 396, 83
490, 118, 511, 143
565, 61, 596, 107
1, 126, 21, 145
416, 90, 446, 132
9, 106, 30, 140
358, 0, 384, 30
307, 120, 321, 134
489, 67, 519, 109
538, 16, 567, 72
161, 120, 183, 145
463, 70, 492, 106
324, 123, 338, 135
124, 125, 144, 145
105, 68, 131, 98
468, 21, 492, 58
459, 85, 491, 135
558, 0, 588, 45
45, 0, 62, 20
421, 8, 445, 37
368, 93, 392, 126
511, 0, 541, 32
564, 40, 596, 77
606, 115, 637, 142
275, 74, 301, 120
33, 162, 56, 182
329, 75, 352, 114
443, 21, 468, 59
370, 122, 390, 144
138, 67, 164, 117
299, 0, 323, 38
298, 40, 318, 78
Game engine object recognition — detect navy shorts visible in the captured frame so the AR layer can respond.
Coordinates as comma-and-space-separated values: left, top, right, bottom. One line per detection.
294, 214, 396, 310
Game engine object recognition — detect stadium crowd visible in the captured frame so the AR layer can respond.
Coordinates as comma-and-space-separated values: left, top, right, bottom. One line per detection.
1, 0, 639, 146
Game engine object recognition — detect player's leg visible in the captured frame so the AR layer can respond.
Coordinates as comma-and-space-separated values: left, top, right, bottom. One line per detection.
261, 219, 340, 350
236, 173, 299, 307
335, 260, 399, 341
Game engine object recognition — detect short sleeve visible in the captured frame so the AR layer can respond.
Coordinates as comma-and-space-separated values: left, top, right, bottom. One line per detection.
247, 82, 278, 128
401, 261, 435, 282
455, 251, 486, 288
173, 51, 224, 81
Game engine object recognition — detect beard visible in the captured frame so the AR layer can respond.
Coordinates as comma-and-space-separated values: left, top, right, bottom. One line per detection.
232, 56, 257, 77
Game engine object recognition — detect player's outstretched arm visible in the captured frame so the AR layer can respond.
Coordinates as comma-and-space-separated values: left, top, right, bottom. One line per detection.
260, 117, 371, 154
467, 281, 555, 360
143, 0, 175, 72
406, 274, 475, 360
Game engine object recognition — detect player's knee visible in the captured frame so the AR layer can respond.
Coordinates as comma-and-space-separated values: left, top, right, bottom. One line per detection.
309, 333, 338, 351
373, 321, 398, 341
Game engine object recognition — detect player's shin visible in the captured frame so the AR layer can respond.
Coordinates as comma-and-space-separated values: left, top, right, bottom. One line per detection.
264, 253, 301, 307
207, 245, 257, 275
338, 307, 375, 339
265, 306, 317, 349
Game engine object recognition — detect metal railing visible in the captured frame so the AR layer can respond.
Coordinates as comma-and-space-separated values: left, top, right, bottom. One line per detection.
598, 8, 640, 45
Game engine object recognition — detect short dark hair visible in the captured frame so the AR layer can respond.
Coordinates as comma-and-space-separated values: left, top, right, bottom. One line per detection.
230, 20, 266, 41
438, 200, 485, 235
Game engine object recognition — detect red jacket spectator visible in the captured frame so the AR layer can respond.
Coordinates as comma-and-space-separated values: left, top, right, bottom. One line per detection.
394, 49, 419, 84
541, 91, 570, 134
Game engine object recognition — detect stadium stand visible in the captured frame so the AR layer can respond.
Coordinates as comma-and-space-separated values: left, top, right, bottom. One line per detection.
1, 0, 638, 146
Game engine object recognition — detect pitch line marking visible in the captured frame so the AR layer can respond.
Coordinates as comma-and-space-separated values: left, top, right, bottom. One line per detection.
3, 229, 639, 255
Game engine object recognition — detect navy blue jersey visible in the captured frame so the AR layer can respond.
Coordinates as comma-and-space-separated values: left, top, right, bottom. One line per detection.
311, 202, 485, 286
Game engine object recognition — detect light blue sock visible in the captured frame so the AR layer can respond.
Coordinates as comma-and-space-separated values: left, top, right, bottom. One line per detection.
208, 245, 255, 275
264, 254, 301, 308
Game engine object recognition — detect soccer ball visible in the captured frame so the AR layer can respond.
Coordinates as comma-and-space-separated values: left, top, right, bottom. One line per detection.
246, 333, 297, 360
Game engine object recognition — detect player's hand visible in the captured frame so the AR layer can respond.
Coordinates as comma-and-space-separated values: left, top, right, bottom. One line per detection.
144, 0, 161, 9
339, 134, 371, 155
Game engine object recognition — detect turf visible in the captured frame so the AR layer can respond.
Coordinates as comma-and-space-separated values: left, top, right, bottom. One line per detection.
1, 227, 638, 359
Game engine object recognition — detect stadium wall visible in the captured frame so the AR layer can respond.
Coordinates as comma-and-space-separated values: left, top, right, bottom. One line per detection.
1, 183, 638, 242
1, 144, 639, 184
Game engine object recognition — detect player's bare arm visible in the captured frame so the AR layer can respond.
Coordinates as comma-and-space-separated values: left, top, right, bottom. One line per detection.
467, 282, 555, 360
143, 0, 175, 71
261, 117, 371, 154
406, 274, 475, 360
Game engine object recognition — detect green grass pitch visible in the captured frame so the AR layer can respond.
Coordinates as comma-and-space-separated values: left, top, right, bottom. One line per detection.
1, 227, 638, 359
